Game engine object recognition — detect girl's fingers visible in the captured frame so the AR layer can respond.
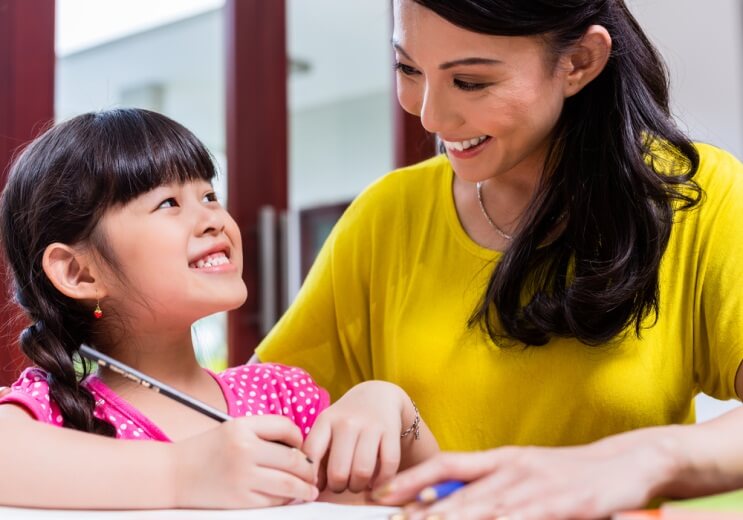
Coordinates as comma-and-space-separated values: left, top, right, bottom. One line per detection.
302, 416, 332, 467
253, 440, 316, 484
249, 466, 319, 503
371, 431, 401, 489
348, 429, 382, 492
325, 427, 359, 492
235, 414, 304, 450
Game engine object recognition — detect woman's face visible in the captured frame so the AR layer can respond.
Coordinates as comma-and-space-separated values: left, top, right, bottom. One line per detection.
393, 0, 570, 183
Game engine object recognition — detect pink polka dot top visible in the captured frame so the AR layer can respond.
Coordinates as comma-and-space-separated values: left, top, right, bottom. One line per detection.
0, 363, 330, 441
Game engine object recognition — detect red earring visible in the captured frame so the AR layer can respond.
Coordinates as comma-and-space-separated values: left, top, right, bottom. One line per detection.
93, 301, 103, 319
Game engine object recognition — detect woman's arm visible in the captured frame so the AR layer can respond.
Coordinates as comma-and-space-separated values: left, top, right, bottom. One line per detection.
374, 391, 743, 520
668, 361, 743, 496
0, 405, 318, 509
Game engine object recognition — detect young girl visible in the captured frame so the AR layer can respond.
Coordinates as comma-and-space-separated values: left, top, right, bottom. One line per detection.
0, 108, 437, 509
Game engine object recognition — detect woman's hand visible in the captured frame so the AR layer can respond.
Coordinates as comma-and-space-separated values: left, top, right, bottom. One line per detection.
303, 380, 412, 494
374, 428, 680, 520
172, 415, 319, 509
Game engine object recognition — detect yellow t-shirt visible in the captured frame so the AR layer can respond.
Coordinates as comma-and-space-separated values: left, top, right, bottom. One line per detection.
257, 143, 743, 451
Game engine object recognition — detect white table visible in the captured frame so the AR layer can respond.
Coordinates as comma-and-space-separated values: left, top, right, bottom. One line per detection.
0, 503, 400, 519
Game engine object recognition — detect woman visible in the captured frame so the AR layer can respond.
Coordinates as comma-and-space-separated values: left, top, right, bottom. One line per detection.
257, 0, 743, 518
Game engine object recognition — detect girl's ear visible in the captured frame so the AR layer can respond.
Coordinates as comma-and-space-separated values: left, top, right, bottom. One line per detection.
42, 243, 105, 301
561, 25, 612, 98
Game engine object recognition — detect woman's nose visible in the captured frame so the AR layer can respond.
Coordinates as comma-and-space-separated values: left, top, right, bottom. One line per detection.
419, 85, 461, 134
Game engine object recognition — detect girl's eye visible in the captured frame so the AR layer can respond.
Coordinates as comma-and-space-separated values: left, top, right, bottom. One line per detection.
453, 78, 491, 92
394, 62, 419, 76
203, 191, 218, 203
157, 197, 179, 210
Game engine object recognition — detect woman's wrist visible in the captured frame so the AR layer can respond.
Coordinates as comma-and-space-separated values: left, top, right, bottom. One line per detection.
642, 424, 689, 499
591, 424, 687, 502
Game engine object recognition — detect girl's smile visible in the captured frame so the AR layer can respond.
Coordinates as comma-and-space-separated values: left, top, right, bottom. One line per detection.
97, 179, 247, 328
188, 245, 235, 272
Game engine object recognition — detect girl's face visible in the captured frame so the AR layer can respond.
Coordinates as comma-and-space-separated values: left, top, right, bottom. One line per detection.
393, 0, 570, 183
97, 179, 247, 328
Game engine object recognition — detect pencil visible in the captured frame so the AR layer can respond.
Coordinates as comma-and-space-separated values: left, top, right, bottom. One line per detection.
79, 344, 231, 422
417, 480, 466, 503
78, 344, 300, 453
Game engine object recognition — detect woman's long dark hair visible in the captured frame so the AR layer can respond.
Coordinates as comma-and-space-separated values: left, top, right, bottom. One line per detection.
414, 0, 702, 346
0, 108, 216, 435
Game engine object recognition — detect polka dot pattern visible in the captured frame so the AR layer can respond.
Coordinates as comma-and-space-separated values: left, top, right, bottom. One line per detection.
218, 363, 330, 438
0, 364, 330, 441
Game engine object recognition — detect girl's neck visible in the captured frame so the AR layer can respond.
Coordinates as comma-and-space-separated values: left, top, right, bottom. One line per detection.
96, 327, 205, 391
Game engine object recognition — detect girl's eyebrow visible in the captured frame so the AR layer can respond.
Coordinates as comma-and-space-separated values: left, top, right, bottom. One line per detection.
392, 41, 502, 70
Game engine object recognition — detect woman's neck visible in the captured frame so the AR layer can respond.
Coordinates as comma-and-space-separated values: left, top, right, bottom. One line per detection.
452, 150, 545, 251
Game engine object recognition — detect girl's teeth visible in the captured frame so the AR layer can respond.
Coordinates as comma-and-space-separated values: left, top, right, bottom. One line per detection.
191, 252, 230, 269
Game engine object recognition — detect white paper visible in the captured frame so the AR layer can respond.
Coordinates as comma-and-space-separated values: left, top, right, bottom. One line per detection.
0, 502, 400, 519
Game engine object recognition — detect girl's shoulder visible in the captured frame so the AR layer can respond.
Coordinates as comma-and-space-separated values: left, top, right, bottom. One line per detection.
0, 367, 62, 425
216, 363, 331, 437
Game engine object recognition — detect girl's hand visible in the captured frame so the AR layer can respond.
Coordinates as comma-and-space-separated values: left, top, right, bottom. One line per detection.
374, 430, 678, 520
172, 415, 319, 509
303, 380, 410, 494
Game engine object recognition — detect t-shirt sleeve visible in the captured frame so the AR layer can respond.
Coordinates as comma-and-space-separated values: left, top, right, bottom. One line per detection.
223, 363, 330, 437
693, 145, 743, 400
0, 368, 62, 425
256, 179, 386, 402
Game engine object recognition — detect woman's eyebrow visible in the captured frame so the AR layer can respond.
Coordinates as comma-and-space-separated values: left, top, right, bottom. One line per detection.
392, 41, 502, 69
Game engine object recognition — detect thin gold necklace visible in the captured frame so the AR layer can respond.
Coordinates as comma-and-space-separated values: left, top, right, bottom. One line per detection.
476, 181, 513, 241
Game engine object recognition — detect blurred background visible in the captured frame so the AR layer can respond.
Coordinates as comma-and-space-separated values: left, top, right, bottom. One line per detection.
1, 0, 741, 421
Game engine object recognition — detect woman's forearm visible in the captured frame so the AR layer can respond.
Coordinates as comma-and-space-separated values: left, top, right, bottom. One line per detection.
0, 408, 175, 509
591, 405, 743, 502
661, 405, 743, 497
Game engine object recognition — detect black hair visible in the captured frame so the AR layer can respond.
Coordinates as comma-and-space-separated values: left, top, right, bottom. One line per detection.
0, 108, 216, 435
413, 0, 701, 346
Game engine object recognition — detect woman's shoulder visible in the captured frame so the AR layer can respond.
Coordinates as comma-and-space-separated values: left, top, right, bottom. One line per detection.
353, 154, 451, 205
692, 142, 743, 194
340, 154, 452, 230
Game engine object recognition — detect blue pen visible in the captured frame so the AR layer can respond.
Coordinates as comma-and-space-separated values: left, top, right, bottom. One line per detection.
417, 480, 466, 503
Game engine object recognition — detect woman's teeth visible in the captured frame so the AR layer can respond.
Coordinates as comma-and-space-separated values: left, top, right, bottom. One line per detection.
190, 252, 230, 268
444, 135, 488, 152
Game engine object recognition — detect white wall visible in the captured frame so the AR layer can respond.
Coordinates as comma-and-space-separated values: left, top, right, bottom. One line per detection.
628, 0, 743, 160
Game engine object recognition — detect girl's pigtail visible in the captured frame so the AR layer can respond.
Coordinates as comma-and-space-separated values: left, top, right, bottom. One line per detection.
19, 310, 116, 437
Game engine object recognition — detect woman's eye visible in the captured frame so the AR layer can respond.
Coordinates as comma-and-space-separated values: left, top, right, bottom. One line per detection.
157, 197, 179, 210
453, 78, 491, 92
203, 191, 218, 203
394, 62, 419, 76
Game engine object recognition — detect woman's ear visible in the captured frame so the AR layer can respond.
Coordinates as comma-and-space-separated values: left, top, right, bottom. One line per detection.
42, 243, 104, 301
561, 25, 612, 97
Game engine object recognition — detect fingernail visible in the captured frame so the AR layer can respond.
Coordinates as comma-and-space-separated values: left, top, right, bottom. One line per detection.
425, 515, 444, 520
372, 482, 394, 500
389, 514, 406, 520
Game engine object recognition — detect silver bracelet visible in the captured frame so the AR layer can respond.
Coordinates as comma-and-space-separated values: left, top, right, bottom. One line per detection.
400, 399, 420, 440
